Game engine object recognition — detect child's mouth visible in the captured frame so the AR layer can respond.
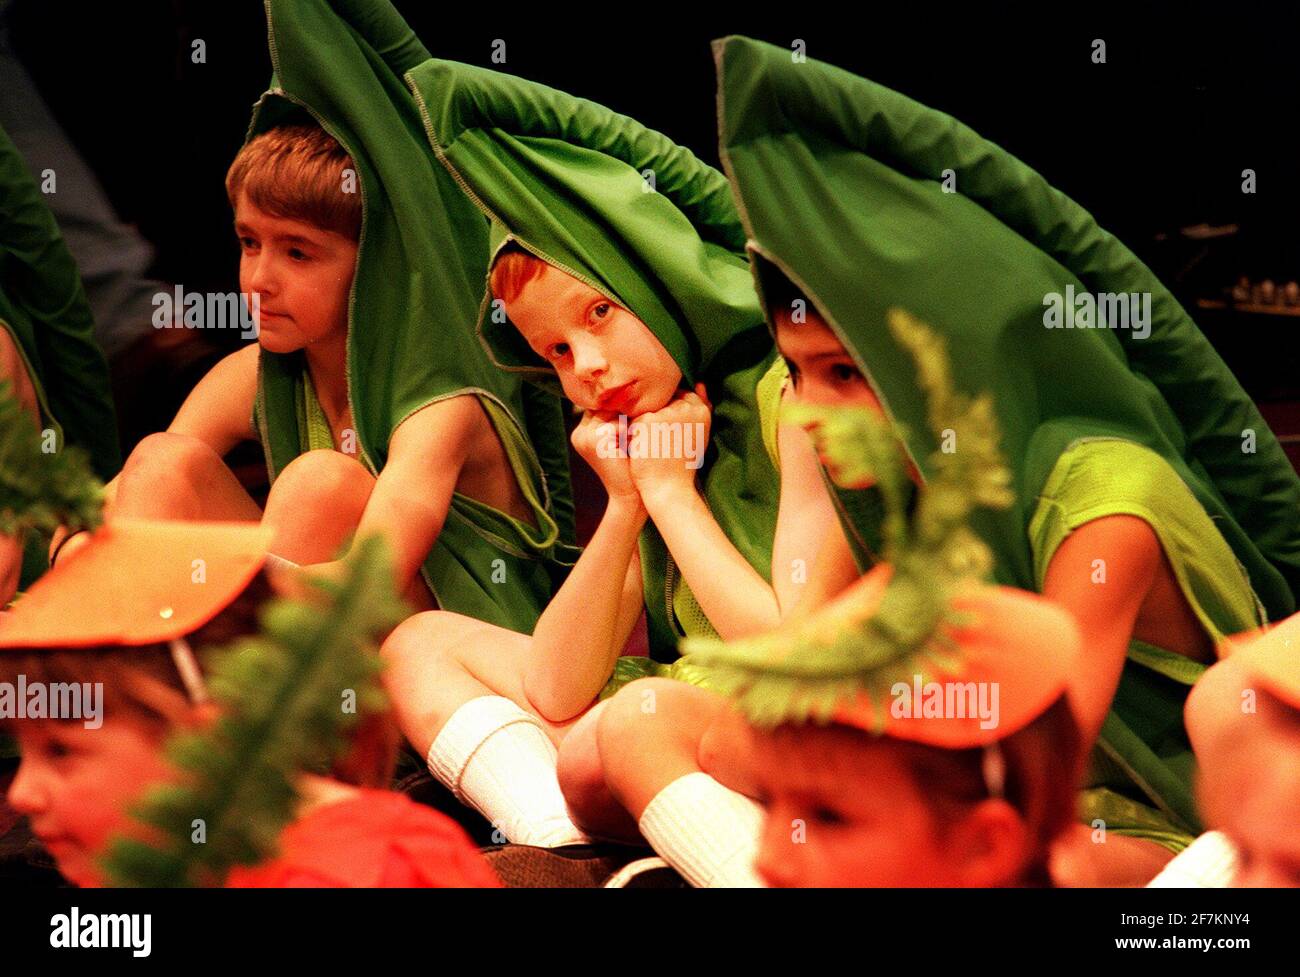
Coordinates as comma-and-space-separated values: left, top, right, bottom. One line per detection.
596, 382, 637, 414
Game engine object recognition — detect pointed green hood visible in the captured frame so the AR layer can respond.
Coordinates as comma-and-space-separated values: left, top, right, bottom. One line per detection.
714, 35, 1300, 842
250, 0, 576, 630
715, 35, 1300, 622
405, 58, 779, 655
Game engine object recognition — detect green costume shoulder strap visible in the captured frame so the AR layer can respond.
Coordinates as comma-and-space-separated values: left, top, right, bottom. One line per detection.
406, 58, 780, 658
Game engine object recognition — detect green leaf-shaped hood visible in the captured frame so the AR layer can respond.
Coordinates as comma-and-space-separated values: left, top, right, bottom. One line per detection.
715, 35, 1300, 619
248, 0, 577, 630
405, 58, 780, 653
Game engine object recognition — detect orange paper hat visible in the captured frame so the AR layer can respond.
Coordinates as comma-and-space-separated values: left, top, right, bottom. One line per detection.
1217, 612, 1300, 712
829, 566, 1081, 748
684, 562, 1081, 751
0, 519, 273, 649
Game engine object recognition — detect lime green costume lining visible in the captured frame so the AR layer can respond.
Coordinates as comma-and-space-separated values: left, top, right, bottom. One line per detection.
248, 1, 577, 633
1031, 439, 1262, 849
712, 35, 1300, 850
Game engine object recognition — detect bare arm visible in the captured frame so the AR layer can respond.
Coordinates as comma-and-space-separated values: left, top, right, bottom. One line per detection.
787, 519, 863, 621
523, 411, 649, 723
769, 412, 852, 617
97, 344, 259, 512
634, 387, 842, 639
525, 499, 647, 722
337, 395, 477, 592
46, 345, 260, 558
165, 343, 260, 454
1040, 514, 1162, 747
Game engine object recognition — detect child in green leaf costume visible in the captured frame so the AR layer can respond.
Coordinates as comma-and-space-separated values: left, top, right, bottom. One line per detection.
379, 58, 856, 860
704, 35, 1300, 882
51, 0, 577, 632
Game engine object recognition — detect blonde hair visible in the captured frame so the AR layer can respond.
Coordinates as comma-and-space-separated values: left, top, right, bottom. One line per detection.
225, 125, 361, 240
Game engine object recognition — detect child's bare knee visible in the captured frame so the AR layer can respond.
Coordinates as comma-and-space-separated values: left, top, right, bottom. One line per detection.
556, 719, 603, 811
272, 449, 372, 510
125, 431, 220, 483
596, 680, 669, 780
381, 610, 456, 671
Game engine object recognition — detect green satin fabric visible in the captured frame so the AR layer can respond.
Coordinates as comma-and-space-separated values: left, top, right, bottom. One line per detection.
1, 122, 120, 589
247, 0, 577, 633
715, 35, 1300, 615
404, 58, 780, 660
712, 35, 1300, 846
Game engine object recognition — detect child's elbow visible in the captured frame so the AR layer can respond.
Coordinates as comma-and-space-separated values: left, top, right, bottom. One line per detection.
522, 670, 589, 726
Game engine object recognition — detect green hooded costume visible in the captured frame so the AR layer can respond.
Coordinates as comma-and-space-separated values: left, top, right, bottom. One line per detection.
248, 0, 577, 632
402, 58, 781, 661
1, 122, 120, 588
714, 35, 1300, 849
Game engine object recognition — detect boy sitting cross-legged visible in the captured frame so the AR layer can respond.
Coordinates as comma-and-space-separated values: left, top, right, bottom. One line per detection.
49, 122, 567, 615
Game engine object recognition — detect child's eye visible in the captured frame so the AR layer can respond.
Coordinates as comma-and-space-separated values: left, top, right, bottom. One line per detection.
548, 343, 570, 362
810, 806, 845, 826
829, 362, 863, 384
288, 248, 310, 262
588, 301, 612, 325
239, 237, 258, 251
45, 739, 76, 761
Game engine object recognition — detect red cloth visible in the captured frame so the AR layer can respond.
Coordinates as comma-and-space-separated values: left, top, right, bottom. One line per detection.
226, 788, 500, 888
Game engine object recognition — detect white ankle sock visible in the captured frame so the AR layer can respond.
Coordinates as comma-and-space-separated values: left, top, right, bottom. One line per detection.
638, 772, 765, 888
1146, 831, 1239, 888
426, 695, 591, 849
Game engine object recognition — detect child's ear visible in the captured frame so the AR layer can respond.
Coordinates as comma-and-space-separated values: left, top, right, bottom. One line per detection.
945, 798, 1031, 888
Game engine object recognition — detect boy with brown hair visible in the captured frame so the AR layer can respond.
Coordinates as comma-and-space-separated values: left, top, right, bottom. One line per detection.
50, 2, 576, 629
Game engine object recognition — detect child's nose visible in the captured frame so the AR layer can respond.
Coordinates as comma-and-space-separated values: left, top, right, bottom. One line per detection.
6, 760, 48, 817
754, 809, 799, 888
244, 255, 279, 297
570, 338, 608, 382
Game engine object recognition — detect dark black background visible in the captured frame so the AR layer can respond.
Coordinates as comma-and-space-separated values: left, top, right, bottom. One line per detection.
6, 0, 1299, 386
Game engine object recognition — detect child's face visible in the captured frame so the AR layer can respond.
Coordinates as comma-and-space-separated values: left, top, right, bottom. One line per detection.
776, 310, 910, 490
1195, 689, 1300, 887
503, 263, 682, 415
235, 193, 359, 355
774, 309, 881, 413
6, 720, 175, 887
749, 724, 965, 887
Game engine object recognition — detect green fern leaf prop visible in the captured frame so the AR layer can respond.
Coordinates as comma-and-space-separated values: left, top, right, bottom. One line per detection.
682, 309, 1013, 728
0, 380, 103, 537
